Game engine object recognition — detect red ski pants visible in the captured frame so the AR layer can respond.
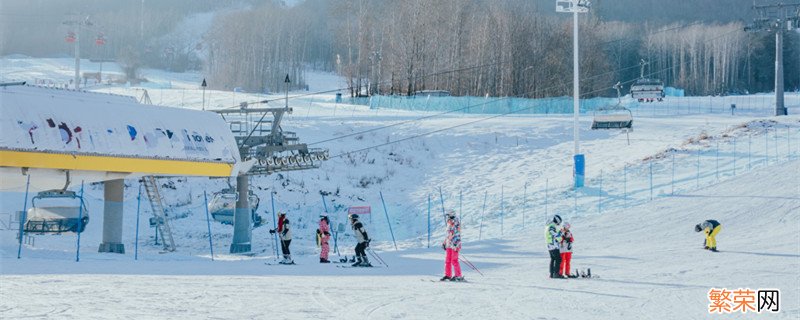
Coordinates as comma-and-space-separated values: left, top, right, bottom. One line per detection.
445, 248, 462, 277
320, 236, 330, 260
560, 252, 572, 276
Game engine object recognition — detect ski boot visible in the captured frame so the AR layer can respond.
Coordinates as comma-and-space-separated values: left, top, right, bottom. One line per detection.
320, 258, 330, 263
359, 255, 372, 267
451, 276, 465, 282
440, 276, 452, 281
352, 257, 363, 267
279, 255, 294, 265
709, 247, 718, 252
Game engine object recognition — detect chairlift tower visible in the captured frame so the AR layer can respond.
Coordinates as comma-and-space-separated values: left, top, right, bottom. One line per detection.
211, 77, 329, 253
745, 1, 800, 116
63, 15, 93, 90
557, 0, 591, 188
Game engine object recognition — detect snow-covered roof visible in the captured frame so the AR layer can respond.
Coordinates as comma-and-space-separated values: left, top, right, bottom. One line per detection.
0, 85, 240, 176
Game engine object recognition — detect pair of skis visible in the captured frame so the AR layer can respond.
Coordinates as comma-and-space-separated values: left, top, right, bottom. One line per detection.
557, 268, 593, 279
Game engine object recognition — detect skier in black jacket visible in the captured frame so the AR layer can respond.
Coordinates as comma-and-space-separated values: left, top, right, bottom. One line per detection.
349, 214, 372, 267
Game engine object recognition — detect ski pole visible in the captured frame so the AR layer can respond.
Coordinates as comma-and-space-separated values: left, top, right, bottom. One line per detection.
459, 254, 484, 276
368, 248, 388, 267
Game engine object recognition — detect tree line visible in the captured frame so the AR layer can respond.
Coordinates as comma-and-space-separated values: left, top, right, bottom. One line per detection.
2, 0, 798, 96
204, 0, 798, 97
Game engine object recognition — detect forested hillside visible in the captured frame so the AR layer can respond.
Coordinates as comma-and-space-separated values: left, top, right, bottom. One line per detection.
1, 0, 798, 96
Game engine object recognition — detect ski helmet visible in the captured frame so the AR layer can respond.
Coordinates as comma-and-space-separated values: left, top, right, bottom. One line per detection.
320, 213, 328, 218
349, 214, 359, 220
694, 224, 702, 232
562, 222, 571, 230
552, 215, 562, 225
279, 211, 286, 217
447, 209, 457, 219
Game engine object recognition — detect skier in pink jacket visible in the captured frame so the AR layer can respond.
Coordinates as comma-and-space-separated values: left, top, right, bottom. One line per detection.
318, 213, 332, 263
441, 210, 464, 281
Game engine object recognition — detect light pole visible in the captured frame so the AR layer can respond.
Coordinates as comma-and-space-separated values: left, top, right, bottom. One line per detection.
557, 0, 590, 188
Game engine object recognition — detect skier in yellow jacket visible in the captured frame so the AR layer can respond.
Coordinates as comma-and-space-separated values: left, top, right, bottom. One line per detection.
695, 219, 721, 252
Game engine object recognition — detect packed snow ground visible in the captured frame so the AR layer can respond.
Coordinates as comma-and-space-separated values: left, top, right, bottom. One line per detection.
2, 161, 798, 319
1, 57, 799, 319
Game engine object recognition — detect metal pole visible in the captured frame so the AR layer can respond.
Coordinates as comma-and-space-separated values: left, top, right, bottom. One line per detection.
775, 29, 787, 116
572, 9, 581, 161
479, 191, 487, 241
438, 186, 446, 219
379, 191, 398, 251
571, 8, 586, 189
203, 191, 214, 261
427, 194, 431, 248
573, 185, 577, 216
321, 194, 329, 212
16, 174, 31, 259
271, 191, 279, 259
76, 181, 84, 262
74, 24, 80, 90
649, 162, 653, 200
134, 183, 142, 260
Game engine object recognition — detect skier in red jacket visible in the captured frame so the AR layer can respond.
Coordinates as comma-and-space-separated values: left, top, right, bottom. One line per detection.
559, 222, 574, 278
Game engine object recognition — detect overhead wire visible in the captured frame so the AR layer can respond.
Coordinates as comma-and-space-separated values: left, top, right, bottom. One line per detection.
326, 27, 746, 158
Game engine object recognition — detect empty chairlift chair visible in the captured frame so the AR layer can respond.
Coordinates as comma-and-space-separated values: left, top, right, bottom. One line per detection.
591, 106, 633, 130
24, 190, 89, 234
208, 189, 262, 227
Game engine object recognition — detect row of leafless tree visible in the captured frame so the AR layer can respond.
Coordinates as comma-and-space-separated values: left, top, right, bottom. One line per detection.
201, 0, 798, 96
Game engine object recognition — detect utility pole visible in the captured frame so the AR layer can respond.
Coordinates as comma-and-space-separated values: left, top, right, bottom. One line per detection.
63, 15, 93, 90
557, 0, 591, 188
745, 2, 800, 116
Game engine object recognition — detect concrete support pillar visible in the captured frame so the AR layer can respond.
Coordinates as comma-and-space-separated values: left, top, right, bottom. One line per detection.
230, 174, 252, 253
98, 179, 125, 253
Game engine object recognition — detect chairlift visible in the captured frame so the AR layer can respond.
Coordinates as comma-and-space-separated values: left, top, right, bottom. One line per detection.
24, 190, 89, 234
207, 189, 263, 227
65, 31, 76, 43
630, 60, 665, 102
630, 78, 665, 102
592, 82, 634, 144
95, 33, 106, 46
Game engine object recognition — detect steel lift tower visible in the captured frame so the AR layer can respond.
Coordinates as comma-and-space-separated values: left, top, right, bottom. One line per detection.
745, 1, 800, 116
212, 76, 328, 253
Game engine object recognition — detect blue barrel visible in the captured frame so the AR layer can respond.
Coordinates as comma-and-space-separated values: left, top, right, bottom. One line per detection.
574, 154, 585, 188
335, 93, 342, 103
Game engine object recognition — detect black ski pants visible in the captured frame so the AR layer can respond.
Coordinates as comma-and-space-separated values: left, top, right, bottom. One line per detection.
281, 239, 292, 255
549, 249, 561, 277
355, 242, 367, 257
